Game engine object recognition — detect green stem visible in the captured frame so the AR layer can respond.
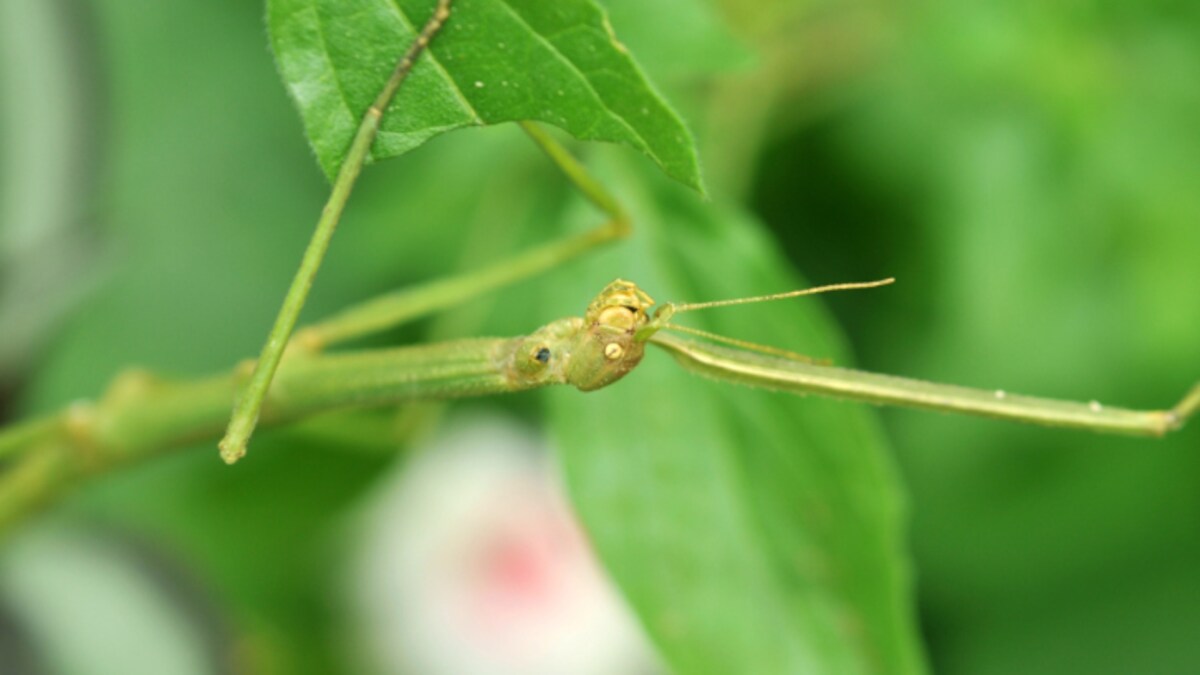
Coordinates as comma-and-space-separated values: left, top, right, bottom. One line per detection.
219, 0, 454, 464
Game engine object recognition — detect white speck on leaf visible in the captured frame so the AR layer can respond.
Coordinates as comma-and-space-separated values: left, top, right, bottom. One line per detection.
474, 81, 484, 88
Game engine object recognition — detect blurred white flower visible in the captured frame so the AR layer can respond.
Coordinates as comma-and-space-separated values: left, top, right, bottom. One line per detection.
344, 415, 663, 675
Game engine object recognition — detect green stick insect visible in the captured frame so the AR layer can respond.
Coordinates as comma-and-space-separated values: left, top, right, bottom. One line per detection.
1, 265, 1194, 507
299, 274, 1200, 438
218, 0, 1197, 459
0, 1, 1196, 527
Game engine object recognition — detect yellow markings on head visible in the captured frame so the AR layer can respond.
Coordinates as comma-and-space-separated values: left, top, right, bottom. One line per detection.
558, 280, 654, 392
604, 343, 624, 360
586, 279, 655, 334
596, 306, 638, 331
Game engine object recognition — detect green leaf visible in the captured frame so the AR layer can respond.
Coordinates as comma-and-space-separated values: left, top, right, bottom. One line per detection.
267, 0, 704, 191
542, 152, 926, 674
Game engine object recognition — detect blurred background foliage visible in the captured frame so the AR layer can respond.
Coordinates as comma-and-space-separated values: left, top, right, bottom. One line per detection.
1, 0, 1198, 673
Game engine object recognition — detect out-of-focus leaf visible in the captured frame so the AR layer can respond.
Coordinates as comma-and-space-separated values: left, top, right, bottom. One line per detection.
543, 150, 925, 674
267, 0, 703, 191
766, 4, 1200, 673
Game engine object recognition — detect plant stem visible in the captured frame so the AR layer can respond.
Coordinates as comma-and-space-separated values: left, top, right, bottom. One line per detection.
219, 0, 453, 464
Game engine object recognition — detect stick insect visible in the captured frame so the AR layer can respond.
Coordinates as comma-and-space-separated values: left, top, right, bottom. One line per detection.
1, 266, 1194, 495
212, 0, 1197, 463
309, 275, 1200, 437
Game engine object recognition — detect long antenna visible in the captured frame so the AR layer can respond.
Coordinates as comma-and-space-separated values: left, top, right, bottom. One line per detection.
636, 277, 896, 344
668, 278, 895, 314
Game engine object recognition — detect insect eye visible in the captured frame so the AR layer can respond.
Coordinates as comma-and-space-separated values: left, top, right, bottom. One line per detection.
604, 343, 624, 360
535, 347, 551, 364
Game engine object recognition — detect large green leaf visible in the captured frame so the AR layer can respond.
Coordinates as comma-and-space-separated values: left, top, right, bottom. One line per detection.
267, 0, 703, 191
541, 152, 926, 674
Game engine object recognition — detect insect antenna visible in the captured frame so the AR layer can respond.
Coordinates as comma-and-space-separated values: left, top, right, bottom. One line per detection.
636, 278, 896, 356
668, 278, 895, 313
